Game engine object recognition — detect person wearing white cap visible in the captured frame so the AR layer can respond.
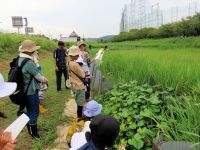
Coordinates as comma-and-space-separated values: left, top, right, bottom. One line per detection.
77, 42, 91, 102
68, 46, 86, 118
0, 73, 17, 150
82, 100, 102, 132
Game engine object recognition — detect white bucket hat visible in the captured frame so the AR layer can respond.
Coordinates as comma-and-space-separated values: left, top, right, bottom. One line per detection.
0, 73, 17, 98
83, 100, 102, 118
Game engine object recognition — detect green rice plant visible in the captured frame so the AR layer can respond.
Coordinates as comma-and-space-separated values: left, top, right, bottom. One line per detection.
152, 95, 200, 143
100, 48, 200, 92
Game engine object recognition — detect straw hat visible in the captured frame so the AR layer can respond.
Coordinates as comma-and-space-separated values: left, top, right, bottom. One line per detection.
68, 46, 80, 56
19, 40, 40, 53
0, 73, 17, 98
77, 42, 86, 47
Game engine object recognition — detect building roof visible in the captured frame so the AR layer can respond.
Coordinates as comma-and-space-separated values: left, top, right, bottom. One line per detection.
69, 31, 80, 38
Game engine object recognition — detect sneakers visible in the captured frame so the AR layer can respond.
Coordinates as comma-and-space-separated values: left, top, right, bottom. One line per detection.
39, 105, 48, 113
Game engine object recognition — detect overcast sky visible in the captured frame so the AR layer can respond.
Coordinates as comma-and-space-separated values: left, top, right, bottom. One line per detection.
0, 0, 194, 39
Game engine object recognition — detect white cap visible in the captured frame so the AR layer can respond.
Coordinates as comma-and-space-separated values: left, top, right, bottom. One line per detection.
0, 73, 17, 98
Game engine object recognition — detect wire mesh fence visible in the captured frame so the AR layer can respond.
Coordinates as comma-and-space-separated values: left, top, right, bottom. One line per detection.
120, 0, 200, 32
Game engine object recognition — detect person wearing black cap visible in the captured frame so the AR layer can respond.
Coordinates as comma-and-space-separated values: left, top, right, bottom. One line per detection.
53, 41, 68, 92
70, 115, 120, 150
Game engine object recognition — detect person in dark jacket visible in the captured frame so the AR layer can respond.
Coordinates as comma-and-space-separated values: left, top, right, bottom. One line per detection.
53, 41, 68, 92
70, 115, 120, 150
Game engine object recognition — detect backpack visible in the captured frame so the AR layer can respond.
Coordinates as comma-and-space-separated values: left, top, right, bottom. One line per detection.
66, 118, 85, 144
8, 57, 33, 105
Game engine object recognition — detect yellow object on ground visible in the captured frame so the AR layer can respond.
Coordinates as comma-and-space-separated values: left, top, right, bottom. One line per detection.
66, 118, 85, 144
39, 104, 49, 113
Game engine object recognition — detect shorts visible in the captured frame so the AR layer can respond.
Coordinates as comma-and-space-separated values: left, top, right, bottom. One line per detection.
71, 87, 85, 106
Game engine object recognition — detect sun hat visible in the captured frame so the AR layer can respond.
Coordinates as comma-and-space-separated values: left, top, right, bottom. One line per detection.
0, 73, 17, 98
83, 100, 102, 118
19, 40, 40, 53
68, 46, 80, 56
77, 42, 86, 47
90, 115, 120, 148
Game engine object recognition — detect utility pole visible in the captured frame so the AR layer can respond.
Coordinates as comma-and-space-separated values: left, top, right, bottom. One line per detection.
151, 5, 155, 28
24, 17, 28, 35
195, 1, 198, 14
156, 3, 159, 28
189, 2, 191, 16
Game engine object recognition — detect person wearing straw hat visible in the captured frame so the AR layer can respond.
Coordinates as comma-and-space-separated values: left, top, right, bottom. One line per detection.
77, 42, 92, 101
18, 40, 48, 138
0, 73, 17, 150
68, 46, 86, 118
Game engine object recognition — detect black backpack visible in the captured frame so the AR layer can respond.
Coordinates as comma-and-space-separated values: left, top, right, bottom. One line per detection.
8, 57, 33, 105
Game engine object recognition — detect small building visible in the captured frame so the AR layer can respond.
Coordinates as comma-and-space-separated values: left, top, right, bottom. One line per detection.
60, 31, 81, 42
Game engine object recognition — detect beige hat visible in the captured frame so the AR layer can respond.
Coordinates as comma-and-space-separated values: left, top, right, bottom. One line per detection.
19, 40, 40, 53
77, 42, 86, 47
68, 46, 80, 56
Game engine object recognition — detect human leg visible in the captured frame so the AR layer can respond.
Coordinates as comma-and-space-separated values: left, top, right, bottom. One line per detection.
56, 69, 62, 91
26, 93, 40, 138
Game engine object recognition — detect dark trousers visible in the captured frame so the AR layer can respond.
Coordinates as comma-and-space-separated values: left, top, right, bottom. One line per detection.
85, 79, 91, 101
56, 68, 68, 91
26, 92, 39, 125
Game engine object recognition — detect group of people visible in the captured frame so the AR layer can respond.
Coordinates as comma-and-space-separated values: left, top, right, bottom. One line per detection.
0, 39, 120, 150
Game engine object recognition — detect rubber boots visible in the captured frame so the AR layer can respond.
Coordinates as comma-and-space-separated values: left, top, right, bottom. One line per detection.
27, 124, 41, 139
39, 104, 48, 113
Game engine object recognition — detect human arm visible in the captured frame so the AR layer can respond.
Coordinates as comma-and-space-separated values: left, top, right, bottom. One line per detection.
70, 62, 85, 78
53, 50, 58, 71
34, 74, 48, 84
27, 61, 48, 84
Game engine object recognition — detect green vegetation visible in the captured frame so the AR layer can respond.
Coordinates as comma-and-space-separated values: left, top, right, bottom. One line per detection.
0, 57, 70, 150
0, 33, 57, 61
111, 13, 200, 42
101, 48, 200, 92
96, 37, 200, 149
99, 82, 200, 149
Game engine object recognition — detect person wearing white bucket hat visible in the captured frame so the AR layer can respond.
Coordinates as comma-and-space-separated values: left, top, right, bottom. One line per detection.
0, 74, 17, 98
68, 46, 86, 118
82, 100, 102, 133
83, 100, 102, 118
0, 73, 17, 150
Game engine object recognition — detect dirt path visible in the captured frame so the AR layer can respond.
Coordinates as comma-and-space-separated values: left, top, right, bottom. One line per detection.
0, 52, 52, 70
46, 95, 77, 150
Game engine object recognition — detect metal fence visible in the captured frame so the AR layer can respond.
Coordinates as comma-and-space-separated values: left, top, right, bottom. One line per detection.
120, 0, 200, 32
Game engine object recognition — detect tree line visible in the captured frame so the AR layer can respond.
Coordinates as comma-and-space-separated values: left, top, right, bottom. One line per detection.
111, 13, 200, 42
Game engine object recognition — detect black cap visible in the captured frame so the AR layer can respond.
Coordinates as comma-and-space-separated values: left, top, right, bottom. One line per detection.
90, 115, 120, 149
58, 41, 64, 46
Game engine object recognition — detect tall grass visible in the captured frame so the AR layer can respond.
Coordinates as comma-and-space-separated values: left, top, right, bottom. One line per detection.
101, 48, 200, 91
0, 33, 57, 61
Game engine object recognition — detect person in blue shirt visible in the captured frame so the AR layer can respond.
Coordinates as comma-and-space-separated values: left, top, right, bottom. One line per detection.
53, 41, 68, 92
